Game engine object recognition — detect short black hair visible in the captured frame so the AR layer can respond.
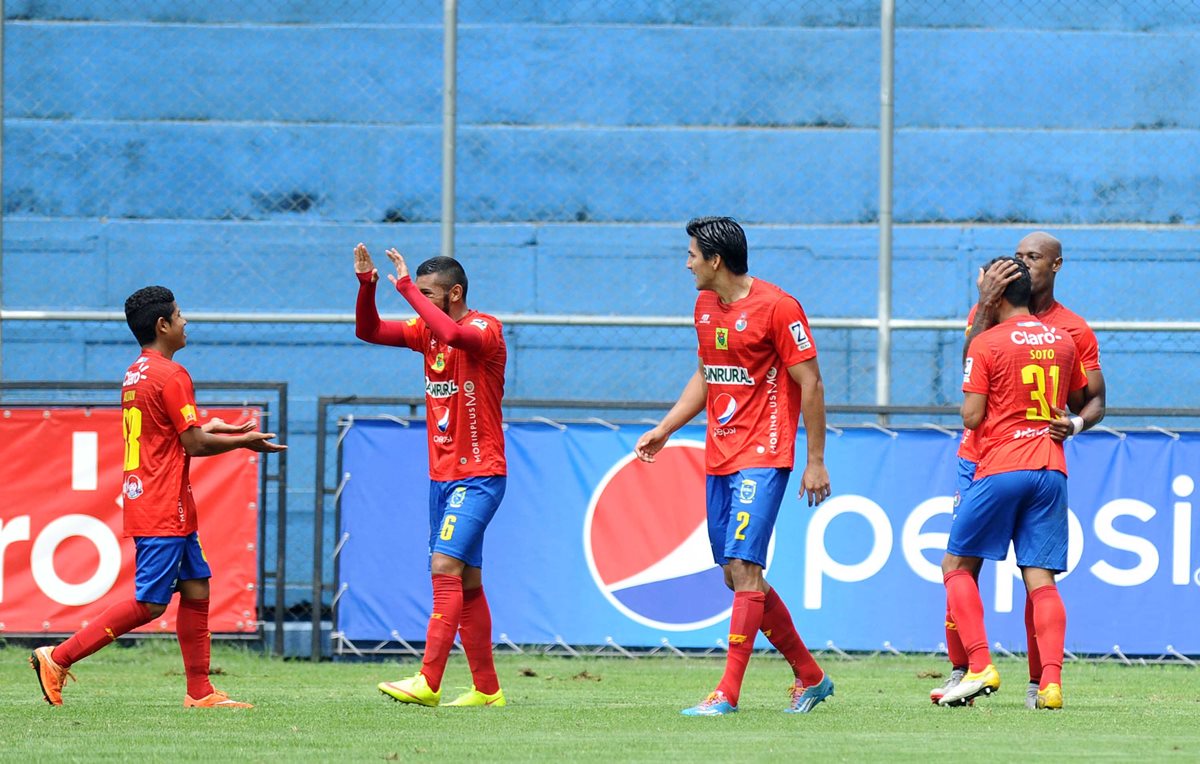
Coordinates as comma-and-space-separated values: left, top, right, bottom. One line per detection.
415, 256, 468, 299
686, 216, 748, 276
984, 256, 1032, 308
124, 285, 176, 346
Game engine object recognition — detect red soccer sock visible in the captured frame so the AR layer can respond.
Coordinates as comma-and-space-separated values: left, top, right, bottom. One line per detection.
459, 586, 500, 695
177, 597, 215, 699
1024, 593, 1043, 685
51, 599, 154, 668
944, 600, 969, 669
715, 590, 766, 707
1030, 584, 1066, 688
420, 574, 464, 692
943, 569, 991, 673
760, 588, 823, 687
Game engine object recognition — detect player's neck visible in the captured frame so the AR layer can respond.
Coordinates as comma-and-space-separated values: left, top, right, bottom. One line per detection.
997, 304, 1031, 323
144, 341, 176, 361
448, 303, 470, 322
712, 274, 753, 304
1029, 289, 1056, 316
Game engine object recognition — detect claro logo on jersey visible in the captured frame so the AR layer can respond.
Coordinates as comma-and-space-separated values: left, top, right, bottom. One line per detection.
583, 442, 774, 631
704, 365, 754, 385
425, 377, 459, 399
1010, 325, 1063, 346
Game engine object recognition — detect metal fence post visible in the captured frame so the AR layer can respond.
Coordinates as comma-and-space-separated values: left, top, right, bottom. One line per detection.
877, 0, 896, 419
441, 0, 458, 259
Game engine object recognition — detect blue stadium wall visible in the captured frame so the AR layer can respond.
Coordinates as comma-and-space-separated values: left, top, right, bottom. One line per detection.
3, 2, 1198, 601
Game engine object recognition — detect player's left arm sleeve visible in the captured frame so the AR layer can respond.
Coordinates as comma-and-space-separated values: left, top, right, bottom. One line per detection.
770, 298, 818, 367
1075, 324, 1102, 371
395, 276, 487, 353
161, 370, 201, 434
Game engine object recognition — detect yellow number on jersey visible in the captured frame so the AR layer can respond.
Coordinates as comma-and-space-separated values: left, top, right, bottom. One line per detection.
440, 514, 457, 541
1020, 364, 1061, 421
122, 406, 143, 470
734, 511, 750, 541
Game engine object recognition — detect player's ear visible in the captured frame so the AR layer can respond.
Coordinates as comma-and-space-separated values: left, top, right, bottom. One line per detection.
449, 283, 464, 303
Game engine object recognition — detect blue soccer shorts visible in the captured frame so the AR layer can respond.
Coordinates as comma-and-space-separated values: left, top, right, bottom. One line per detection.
133, 532, 211, 605
428, 476, 506, 568
705, 467, 789, 568
953, 457, 978, 511
948, 469, 1069, 572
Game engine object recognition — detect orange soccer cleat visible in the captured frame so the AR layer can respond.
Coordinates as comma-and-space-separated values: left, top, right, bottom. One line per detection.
30, 646, 75, 706
184, 689, 254, 708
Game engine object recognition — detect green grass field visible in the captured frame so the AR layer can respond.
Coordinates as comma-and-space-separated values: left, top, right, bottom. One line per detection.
1, 642, 1197, 762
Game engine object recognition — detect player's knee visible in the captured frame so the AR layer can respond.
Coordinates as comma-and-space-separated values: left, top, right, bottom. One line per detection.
430, 554, 466, 577
722, 568, 735, 591
727, 559, 765, 591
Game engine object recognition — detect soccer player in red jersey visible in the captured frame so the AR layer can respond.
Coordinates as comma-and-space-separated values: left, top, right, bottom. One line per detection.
353, 243, 508, 708
933, 232, 1107, 708
635, 217, 833, 716
937, 259, 1088, 709
29, 286, 285, 708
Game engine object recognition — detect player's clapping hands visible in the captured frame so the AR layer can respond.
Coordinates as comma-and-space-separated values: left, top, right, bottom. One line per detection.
354, 242, 379, 283
1047, 406, 1074, 442
242, 431, 287, 453
384, 248, 410, 286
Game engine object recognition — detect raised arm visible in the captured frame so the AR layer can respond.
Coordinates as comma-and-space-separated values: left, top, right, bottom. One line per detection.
385, 248, 486, 353
354, 243, 417, 347
963, 259, 1023, 361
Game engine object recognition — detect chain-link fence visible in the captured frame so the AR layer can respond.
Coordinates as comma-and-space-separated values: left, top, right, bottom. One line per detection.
3, 1, 1198, 645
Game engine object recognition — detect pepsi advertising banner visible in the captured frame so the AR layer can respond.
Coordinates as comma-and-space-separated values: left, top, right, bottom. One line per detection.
336, 422, 1199, 654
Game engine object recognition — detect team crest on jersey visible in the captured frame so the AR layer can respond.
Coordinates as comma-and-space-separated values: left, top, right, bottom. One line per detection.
124, 474, 144, 500
431, 352, 446, 372
449, 486, 467, 508
715, 328, 729, 350
735, 313, 748, 332
738, 478, 757, 504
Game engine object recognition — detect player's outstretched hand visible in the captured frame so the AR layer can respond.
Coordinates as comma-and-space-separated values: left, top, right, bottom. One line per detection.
1047, 406, 1073, 442
976, 258, 1022, 308
202, 416, 256, 435
354, 242, 378, 283
634, 428, 668, 463
242, 432, 287, 453
384, 248, 410, 286
799, 462, 831, 506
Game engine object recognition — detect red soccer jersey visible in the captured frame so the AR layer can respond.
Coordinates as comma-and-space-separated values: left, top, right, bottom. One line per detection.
120, 348, 200, 537
958, 300, 1101, 463
695, 279, 818, 475
962, 315, 1088, 479
391, 312, 507, 481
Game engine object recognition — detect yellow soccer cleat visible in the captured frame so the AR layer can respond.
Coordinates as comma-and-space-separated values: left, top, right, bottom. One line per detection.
184, 689, 254, 708
938, 664, 1000, 706
29, 646, 75, 706
378, 672, 441, 707
1035, 683, 1063, 710
445, 686, 506, 707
